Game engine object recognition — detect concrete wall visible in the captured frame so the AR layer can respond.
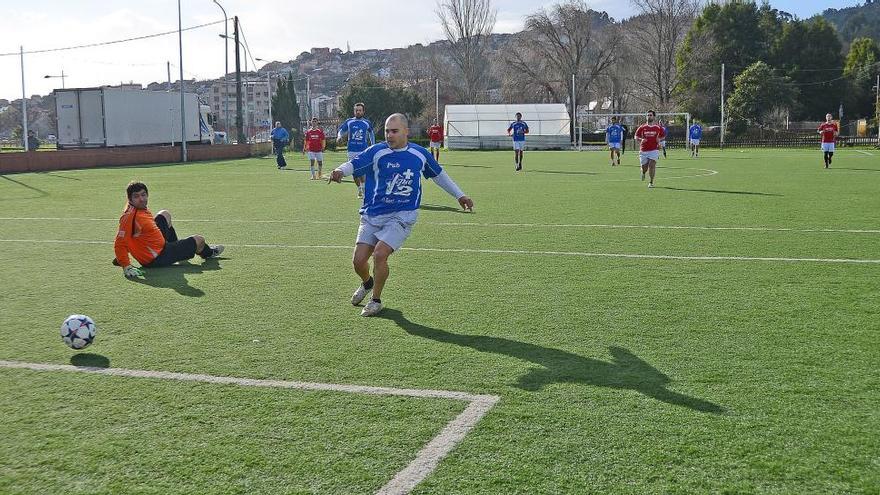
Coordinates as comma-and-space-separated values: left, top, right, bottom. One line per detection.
0, 143, 272, 174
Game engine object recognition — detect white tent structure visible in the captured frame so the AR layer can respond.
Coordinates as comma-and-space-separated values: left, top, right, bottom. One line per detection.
444, 104, 571, 150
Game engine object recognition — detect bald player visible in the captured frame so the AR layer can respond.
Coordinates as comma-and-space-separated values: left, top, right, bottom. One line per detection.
328, 113, 474, 317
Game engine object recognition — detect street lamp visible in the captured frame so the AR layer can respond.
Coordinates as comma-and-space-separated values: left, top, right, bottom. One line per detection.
212, 0, 229, 134
43, 70, 66, 89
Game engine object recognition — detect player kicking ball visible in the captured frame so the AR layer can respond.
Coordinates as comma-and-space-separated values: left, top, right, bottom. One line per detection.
635, 110, 666, 189
328, 113, 473, 317
818, 113, 838, 169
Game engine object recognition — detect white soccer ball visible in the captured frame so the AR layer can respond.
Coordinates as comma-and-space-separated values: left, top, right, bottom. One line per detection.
61, 315, 97, 350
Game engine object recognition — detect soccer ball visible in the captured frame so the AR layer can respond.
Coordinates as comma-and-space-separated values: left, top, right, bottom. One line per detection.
61, 315, 97, 350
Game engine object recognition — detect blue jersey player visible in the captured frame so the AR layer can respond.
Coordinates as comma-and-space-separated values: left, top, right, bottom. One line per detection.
606, 117, 624, 166
337, 102, 375, 198
688, 122, 703, 157
507, 112, 529, 171
328, 113, 474, 317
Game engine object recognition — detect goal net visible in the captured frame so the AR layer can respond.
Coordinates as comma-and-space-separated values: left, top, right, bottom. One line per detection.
575, 112, 691, 152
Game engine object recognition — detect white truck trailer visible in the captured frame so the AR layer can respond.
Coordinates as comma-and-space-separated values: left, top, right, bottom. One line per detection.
54, 87, 214, 148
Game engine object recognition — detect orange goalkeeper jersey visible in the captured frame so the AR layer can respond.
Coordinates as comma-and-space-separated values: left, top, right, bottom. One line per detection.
113, 205, 165, 267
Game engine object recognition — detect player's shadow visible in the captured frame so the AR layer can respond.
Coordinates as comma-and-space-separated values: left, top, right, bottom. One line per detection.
420, 203, 469, 213
70, 353, 110, 368
0, 175, 49, 199
378, 309, 725, 414
440, 163, 492, 169
830, 167, 880, 172
658, 186, 782, 196
129, 258, 223, 297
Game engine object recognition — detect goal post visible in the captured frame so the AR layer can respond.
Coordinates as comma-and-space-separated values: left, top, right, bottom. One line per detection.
575, 112, 691, 152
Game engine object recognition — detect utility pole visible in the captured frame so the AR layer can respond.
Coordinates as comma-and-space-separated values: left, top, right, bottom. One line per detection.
234, 16, 244, 144
177, 0, 187, 162
720, 63, 725, 150
571, 73, 576, 146
20, 46, 29, 151
875, 74, 879, 147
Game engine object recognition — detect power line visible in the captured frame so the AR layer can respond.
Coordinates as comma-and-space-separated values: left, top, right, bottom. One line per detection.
0, 19, 225, 57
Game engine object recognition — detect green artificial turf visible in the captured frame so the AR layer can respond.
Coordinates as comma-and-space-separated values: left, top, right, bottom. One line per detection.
1, 147, 878, 494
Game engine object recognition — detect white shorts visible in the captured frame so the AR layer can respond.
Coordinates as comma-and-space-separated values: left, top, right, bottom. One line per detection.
821, 142, 835, 152
307, 151, 324, 161
639, 150, 660, 166
429, 141, 441, 149
608, 142, 621, 150
356, 210, 419, 251
690, 139, 700, 146
513, 141, 524, 151
660, 140, 666, 148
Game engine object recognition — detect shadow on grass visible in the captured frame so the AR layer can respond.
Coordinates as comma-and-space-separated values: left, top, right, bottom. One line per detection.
439, 163, 493, 169
829, 167, 880, 172
36, 171, 82, 180
70, 353, 110, 368
129, 258, 223, 297
378, 309, 725, 414
658, 186, 782, 196
419, 203, 469, 214
0, 175, 49, 199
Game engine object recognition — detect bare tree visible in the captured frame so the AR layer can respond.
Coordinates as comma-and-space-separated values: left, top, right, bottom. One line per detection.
502, 1, 620, 108
626, 0, 700, 109
436, 0, 497, 104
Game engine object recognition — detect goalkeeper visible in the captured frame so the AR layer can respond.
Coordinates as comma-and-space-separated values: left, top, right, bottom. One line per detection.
113, 181, 224, 278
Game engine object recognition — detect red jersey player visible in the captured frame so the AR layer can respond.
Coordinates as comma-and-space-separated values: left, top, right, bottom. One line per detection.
634, 110, 666, 188
303, 117, 326, 179
428, 120, 444, 161
817, 113, 838, 169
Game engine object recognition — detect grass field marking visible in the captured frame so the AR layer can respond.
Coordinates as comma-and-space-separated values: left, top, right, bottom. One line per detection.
855, 150, 875, 156
3, 238, 880, 264
2, 216, 879, 234
0, 359, 500, 495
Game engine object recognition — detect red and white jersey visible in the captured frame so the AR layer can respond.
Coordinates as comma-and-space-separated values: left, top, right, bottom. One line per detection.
305, 128, 325, 152
635, 124, 666, 152
818, 122, 838, 143
428, 125, 444, 143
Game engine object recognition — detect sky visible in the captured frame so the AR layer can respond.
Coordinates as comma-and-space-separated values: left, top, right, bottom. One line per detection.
0, 0, 862, 102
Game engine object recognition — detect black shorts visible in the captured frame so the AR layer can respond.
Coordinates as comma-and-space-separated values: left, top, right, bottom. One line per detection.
145, 214, 198, 267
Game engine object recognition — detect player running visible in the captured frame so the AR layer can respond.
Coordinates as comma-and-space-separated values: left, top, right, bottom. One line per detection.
113, 181, 223, 278
303, 118, 326, 180
328, 113, 473, 317
688, 121, 703, 157
635, 110, 666, 189
427, 119, 444, 162
818, 113, 839, 169
337, 102, 375, 197
507, 112, 529, 171
606, 116, 624, 166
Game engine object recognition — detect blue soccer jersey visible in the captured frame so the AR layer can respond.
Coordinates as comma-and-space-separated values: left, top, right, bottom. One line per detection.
606, 124, 624, 143
348, 142, 443, 217
338, 118, 375, 153
508, 121, 529, 142
689, 124, 703, 140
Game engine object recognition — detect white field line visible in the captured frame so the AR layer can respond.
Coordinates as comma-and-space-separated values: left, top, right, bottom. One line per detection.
0, 359, 500, 495
2, 238, 879, 264
1, 216, 878, 234
855, 150, 874, 156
